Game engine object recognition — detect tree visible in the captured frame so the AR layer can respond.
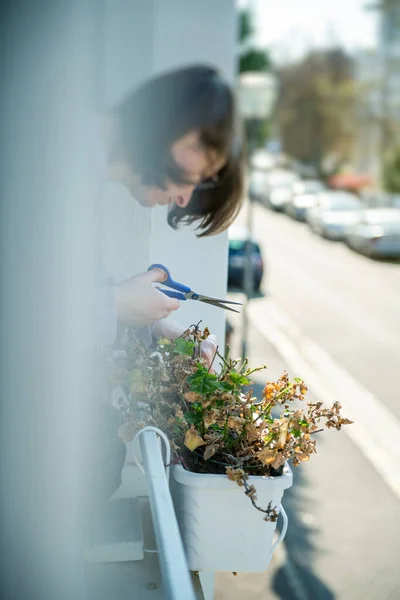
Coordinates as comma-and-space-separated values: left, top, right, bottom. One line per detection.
276, 49, 359, 173
237, 8, 272, 149
383, 147, 400, 193
238, 9, 270, 74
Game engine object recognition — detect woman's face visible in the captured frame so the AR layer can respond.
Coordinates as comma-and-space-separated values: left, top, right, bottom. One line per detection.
125, 131, 226, 208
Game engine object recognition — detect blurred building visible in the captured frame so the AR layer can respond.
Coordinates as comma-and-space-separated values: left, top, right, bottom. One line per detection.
353, 49, 381, 181
354, 1, 400, 182
379, 0, 400, 142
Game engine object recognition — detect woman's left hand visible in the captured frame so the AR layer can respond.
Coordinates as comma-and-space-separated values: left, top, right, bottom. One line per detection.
152, 319, 218, 371
198, 333, 217, 373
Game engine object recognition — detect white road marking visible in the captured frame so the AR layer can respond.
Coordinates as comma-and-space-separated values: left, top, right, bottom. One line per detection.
248, 297, 400, 502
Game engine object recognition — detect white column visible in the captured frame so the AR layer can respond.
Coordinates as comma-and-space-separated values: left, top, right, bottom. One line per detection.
0, 2, 97, 597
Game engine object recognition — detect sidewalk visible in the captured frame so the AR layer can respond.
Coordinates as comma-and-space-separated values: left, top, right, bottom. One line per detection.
214, 311, 400, 600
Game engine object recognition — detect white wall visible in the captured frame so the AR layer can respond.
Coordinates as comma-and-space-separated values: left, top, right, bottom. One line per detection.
150, 0, 237, 346
97, 1, 154, 282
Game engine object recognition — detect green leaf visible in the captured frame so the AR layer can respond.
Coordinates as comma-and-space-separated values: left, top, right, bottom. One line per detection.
184, 411, 202, 426
173, 338, 196, 356
225, 372, 250, 387
173, 425, 184, 436
187, 365, 220, 396
293, 377, 302, 383
292, 428, 301, 438
208, 423, 224, 432
217, 381, 234, 392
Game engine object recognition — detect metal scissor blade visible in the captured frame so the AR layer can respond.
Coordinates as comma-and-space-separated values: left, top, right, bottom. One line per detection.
194, 294, 242, 306
198, 298, 241, 313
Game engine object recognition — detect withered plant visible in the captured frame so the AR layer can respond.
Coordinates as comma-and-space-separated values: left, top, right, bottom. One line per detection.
109, 324, 352, 521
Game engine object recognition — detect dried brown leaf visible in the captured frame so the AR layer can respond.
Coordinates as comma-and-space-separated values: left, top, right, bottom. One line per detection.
184, 391, 203, 403
204, 411, 218, 429
184, 426, 205, 452
204, 444, 219, 461
258, 447, 278, 465
244, 422, 259, 443
277, 421, 289, 449
226, 467, 246, 486
227, 416, 245, 431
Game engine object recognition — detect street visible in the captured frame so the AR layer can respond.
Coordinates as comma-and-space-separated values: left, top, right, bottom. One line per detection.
251, 202, 400, 422
218, 201, 400, 600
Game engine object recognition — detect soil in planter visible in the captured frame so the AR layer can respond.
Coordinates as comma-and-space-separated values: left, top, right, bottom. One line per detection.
180, 447, 284, 477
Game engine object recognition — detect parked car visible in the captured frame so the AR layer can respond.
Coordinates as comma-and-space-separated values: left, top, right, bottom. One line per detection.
286, 179, 326, 221
250, 149, 276, 172
269, 184, 293, 211
249, 168, 298, 210
266, 170, 299, 211
228, 228, 264, 292
291, 161, 319, 179
345, 208, 400, 258
361, 191, 400, 210
306, 191, 363, 240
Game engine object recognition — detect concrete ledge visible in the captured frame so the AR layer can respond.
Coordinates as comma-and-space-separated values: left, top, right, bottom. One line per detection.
85, 499, 144, 563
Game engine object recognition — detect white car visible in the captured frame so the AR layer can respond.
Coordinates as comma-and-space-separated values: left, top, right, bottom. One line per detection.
286, 180, 326, 221
345, 208, 400, 258
250, 150, 276, 172
306, 191, 363, 240
266, 170, 299, 211
249, 168, 299, 210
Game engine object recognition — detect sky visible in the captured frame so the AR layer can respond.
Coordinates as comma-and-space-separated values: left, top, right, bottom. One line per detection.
238, 0, 379, 63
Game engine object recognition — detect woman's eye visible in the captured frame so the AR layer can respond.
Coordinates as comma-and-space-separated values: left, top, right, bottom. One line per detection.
190, 141, 205, 152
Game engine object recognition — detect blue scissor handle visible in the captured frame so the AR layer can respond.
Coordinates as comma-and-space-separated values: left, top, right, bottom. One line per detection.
161, 289, 187, 300
148, 263, 191, 300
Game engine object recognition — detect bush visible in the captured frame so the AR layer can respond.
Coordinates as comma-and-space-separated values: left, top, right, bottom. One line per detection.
383, 146, 400, 194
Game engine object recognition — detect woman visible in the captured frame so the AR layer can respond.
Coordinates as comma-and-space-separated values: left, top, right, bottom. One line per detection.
97, 64, 244, 345
89, 64, 244, 514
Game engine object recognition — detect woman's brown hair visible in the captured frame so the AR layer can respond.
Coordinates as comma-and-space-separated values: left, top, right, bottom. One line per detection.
114, 65, 244, 236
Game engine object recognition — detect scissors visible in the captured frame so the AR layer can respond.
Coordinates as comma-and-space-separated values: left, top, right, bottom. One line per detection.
148, 263, 242, 313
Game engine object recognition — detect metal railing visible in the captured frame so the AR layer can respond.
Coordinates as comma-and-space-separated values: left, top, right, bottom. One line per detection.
136, 428, 197, 600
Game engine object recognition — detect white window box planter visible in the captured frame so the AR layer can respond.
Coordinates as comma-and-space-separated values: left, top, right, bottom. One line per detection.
173, 462, 293, 573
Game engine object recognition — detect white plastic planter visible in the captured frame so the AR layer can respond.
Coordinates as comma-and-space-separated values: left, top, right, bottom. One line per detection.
173, 463, 293, 573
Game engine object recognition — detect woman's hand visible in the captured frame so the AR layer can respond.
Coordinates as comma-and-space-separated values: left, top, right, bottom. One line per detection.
198, 334, 218, 372
152, 319, 218, 371
113, 268, 179, 327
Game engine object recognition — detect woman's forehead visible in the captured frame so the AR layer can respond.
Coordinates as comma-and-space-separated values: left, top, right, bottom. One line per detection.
171, 130, 226, 178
